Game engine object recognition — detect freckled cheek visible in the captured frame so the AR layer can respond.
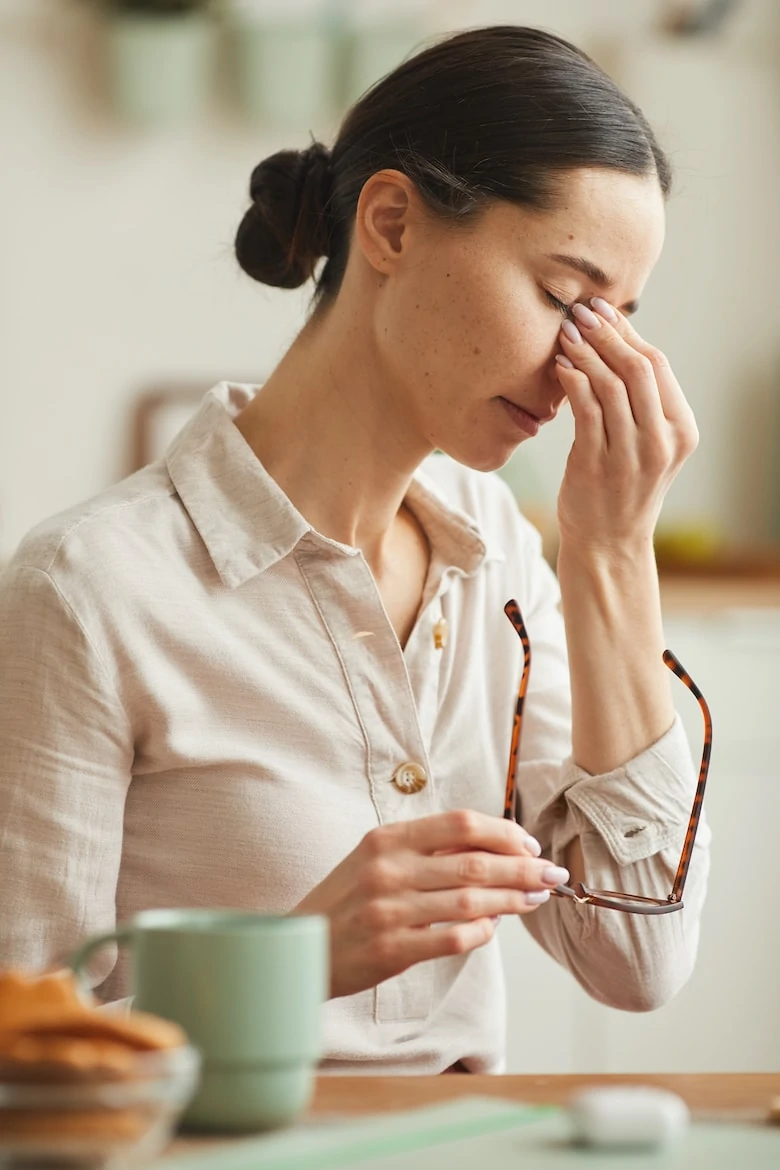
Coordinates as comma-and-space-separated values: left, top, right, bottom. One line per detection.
493, 303, 560, 367
384, 292, 459, 374
461, 306, 545, 379
386, 278, 554, 384
444, 291, 506, 362
452, 276, 524, 347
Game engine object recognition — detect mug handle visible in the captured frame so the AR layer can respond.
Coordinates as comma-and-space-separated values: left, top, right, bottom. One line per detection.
68, 926, 134, 992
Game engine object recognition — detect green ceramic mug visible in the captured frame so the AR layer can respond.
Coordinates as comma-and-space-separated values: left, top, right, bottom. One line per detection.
69, 909, 329, 1132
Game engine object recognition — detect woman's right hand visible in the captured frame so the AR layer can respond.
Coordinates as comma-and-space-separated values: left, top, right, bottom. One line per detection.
292, 809, 569, 999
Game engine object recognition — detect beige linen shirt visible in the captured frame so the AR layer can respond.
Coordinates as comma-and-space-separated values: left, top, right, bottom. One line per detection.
0, 383, 710, 1073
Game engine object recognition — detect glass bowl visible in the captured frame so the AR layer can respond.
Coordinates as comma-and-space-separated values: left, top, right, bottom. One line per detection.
0, 1044, 200, 1168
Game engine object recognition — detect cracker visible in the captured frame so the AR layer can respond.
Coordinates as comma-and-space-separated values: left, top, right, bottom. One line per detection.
0, 968, 186, 1053
0, 969, 91, 1033
5, 1009, 187, 1051
0, 968, 188, 1090
0, 968, 188, 1150
0, 1034, 139, 1077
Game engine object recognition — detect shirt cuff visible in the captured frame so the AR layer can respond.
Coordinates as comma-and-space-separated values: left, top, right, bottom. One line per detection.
555, 715, 701, 867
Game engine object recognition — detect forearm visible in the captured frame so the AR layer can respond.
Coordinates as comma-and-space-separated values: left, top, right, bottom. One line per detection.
557, 537, 674, 776
556, 537, 675, 883
527, 297, 708, 997
510, 524, 711, 1008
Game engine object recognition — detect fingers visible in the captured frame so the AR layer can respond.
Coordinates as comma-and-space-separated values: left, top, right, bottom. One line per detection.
403, 917, 499, 965
590, 297, 698, 439
356, 813, 566, 905
592, 296, 673, 369
559, 307, 664, 435
325, 813, 569, 995
413, 850, 568, 895
556, 300, 698, 465
359, 885, 552, 939
381, 808, 542, 860
405, 885, 552, 926
554, 356, 607, 458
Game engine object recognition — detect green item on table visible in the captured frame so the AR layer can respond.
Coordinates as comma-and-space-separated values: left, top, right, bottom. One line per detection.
69, 909, 328, 1132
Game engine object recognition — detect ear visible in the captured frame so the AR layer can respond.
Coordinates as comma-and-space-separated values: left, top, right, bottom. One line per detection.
353, 170, 422, 277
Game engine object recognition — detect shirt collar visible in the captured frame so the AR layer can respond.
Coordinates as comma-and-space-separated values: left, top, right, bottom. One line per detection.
166, 382, 502, 590
405, 469, 503, 577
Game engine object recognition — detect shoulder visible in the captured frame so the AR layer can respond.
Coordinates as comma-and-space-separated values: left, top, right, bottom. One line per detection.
417, 452, 543, 558
6, 461, 186, 602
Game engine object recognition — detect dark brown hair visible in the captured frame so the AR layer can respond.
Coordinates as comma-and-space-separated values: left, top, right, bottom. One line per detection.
235, 25, 671, 300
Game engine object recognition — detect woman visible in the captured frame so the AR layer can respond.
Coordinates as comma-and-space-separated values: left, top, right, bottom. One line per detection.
0, 26, 710, 1073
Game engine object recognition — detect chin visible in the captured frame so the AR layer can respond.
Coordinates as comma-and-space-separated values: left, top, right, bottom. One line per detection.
436, 439, 524, 475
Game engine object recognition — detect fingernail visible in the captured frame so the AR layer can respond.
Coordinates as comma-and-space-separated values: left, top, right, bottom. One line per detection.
555, 354, 574, 369
542, 865, 570, 887
525, 890, 551, 906
572, 303, 602, 330
525, 835, 542, 857
561, 320, 583, 344
590, 296, 618, 323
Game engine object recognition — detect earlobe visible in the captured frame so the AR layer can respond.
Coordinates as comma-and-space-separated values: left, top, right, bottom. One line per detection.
354, 170, 414, 276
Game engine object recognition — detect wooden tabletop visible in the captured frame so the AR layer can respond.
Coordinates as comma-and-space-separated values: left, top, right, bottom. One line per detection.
173, 1073, 780, 1152
309, 1073, 780, 1117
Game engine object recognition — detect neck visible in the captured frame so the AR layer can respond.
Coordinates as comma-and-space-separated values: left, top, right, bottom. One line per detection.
234, 294, 433, 565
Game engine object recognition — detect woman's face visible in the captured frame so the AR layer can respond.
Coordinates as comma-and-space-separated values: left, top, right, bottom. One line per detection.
364, 167, 666, 472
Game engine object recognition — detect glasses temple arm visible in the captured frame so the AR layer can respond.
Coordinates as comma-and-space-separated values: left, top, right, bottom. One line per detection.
663, 650, 712, 903
503, 600, 532, 822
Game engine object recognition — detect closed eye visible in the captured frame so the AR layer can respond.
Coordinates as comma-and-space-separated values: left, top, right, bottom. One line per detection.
544, 290, 572, 317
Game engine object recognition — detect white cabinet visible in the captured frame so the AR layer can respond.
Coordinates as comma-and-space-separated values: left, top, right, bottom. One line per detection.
500, 607, 780, 1073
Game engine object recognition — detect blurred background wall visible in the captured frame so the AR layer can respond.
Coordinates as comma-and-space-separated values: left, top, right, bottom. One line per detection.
1, 0, 779, 1073
1, 0, 780, 561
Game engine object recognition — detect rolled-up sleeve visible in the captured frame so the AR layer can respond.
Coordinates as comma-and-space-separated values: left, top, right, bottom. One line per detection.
0, 565, 132, 981
515, 538, 711, 1012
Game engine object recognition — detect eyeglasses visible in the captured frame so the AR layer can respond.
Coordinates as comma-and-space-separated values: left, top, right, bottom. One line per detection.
502, 599, 711, 915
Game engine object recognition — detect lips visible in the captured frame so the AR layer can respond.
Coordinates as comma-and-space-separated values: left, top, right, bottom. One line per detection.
502, 399, 557, 424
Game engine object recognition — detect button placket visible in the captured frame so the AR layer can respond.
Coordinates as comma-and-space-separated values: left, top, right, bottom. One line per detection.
403, 575, 454, 762
294, 540, 436, 1022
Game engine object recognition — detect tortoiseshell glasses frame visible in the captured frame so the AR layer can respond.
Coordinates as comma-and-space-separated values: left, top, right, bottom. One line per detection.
502, 599, 711, 915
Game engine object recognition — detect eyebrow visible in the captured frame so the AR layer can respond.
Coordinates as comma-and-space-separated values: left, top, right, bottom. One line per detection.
545, 252, 640, 315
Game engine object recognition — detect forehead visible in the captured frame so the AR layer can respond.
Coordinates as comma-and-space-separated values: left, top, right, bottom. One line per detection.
493, 168, 666, 295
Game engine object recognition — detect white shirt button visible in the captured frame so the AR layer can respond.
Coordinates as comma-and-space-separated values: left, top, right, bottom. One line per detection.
391, 761, 428, 794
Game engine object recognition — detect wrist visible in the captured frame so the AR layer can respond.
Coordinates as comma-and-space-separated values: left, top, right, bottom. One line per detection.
557, 536, 656, 582
556, 537, 662, 637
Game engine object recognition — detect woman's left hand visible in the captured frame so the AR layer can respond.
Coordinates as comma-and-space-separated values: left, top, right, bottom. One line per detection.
553, 298, 699, 556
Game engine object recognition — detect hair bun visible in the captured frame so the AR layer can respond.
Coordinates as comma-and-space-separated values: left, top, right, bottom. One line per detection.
235, 142, 334, 290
